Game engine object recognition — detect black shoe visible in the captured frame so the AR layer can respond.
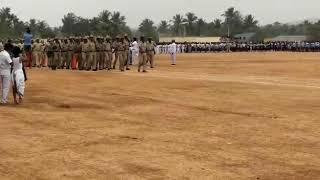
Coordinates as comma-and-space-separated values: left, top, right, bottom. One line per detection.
150, 67, 154, 68
142, 70, 147, 73
93, 69, 98, 71
126, 68, 130, 70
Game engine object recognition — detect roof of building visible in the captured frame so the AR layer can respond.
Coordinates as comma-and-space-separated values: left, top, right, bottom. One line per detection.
234, 32, 256, 38
159, 36, 221, 43
264, 35, 307, 42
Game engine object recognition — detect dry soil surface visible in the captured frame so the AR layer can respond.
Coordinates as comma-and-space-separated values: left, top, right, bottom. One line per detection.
0, 52, 319, 180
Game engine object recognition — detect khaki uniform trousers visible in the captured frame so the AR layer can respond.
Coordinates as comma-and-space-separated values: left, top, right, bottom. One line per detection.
138, 53, 147, 71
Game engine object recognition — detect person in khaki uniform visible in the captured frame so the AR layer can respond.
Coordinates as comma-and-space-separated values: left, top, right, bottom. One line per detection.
87, 36, 97, 71
115, 36, 126, 71
74, 37, 82, 70
138, 36, 148, 73
96, 37, 104, 70
46, 39, 54, 69
40, 40, 47, 67
112, 36, 120, 69
100, 37, 107, 70
81, 37, 90, 70
32, 39, 42, 68
124, 34, 131, 70
146, 37, 156, 68
67, 37, 74, 69
104, 36, 113, 70
52, 38, 61, 70
60, 39, 70, 69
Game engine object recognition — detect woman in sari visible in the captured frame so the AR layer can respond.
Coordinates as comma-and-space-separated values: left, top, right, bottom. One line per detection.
11, 46, 26, 104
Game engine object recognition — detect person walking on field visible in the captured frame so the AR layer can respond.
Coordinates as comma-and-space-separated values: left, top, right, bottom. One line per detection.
168, 40, 177, 65
11, 47, 26, 104
146, 37, 156, 68
138, 36, 148, 73
0, 43, 13, 104
23, 28, 33, 68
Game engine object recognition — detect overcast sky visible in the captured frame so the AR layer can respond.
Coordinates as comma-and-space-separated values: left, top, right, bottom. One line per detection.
1, 0, 319, 28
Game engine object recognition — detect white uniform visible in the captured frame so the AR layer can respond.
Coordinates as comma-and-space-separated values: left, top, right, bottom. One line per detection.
0, 49, 12, 104
168, 42, 177, 65
12, 57, 25, 97
130, 41, 139, 65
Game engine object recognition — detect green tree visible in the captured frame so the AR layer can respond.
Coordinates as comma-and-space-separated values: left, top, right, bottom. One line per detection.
184, 12, 197, 35
195, 18, 207, 36
171, 14, 184, 36
158, 20, 170, 35
110, 11, 126, 37
306, 21, 320, 40
61, 13, 78, 35
222, 7, 243, 36
139, 18, 158, 41
243, 14, 258, 31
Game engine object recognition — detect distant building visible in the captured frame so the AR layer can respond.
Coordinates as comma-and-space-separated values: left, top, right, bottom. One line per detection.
264, 35, 307, 42
159, 36, 221, 43
234, 32, 256, 42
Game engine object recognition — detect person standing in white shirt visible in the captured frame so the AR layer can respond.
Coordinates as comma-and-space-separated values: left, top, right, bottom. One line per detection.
0, 44, 13, 104
168, 40, 177, 65
130, 37, 139, 65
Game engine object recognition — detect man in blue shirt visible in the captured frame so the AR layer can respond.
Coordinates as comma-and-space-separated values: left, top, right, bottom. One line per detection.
23, 27, 33, 68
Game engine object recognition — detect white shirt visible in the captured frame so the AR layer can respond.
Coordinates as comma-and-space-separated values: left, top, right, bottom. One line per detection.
169, 43, 177, 54
0, 50, 12, 76
131, 41, 139, 53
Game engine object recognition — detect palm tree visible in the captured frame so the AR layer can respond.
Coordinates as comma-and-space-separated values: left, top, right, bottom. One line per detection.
158, 20, 170, 35
196, 18, 206, 36
171, 14, 184, 36
184, 12, 197, 35
222, 7, 243, 36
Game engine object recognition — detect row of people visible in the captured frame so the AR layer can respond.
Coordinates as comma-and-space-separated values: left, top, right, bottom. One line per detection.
2, 35, 157, 72
156, 41, 320, 54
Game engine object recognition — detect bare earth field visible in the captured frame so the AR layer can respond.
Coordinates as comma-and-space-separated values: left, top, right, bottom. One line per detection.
0, 52, 319, 180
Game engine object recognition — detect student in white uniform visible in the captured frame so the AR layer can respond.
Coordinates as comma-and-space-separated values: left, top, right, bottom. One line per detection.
0, 43, 13, 104
130, 37, 139, 65
168, 40, 177, 65
11, 46, 26, 104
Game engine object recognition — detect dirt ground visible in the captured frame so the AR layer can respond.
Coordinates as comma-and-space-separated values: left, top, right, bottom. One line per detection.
0, 52, 319, 180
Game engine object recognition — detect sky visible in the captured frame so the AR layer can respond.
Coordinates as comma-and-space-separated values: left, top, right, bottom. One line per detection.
0, 0, 319, 28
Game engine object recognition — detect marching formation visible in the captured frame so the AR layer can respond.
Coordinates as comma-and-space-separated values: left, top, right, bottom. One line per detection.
157, 41, 320, 54
0, 28, 163, 105
2, 34, 158, 73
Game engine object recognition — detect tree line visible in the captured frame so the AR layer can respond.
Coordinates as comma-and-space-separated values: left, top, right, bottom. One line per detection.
1, 7, 320, 41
